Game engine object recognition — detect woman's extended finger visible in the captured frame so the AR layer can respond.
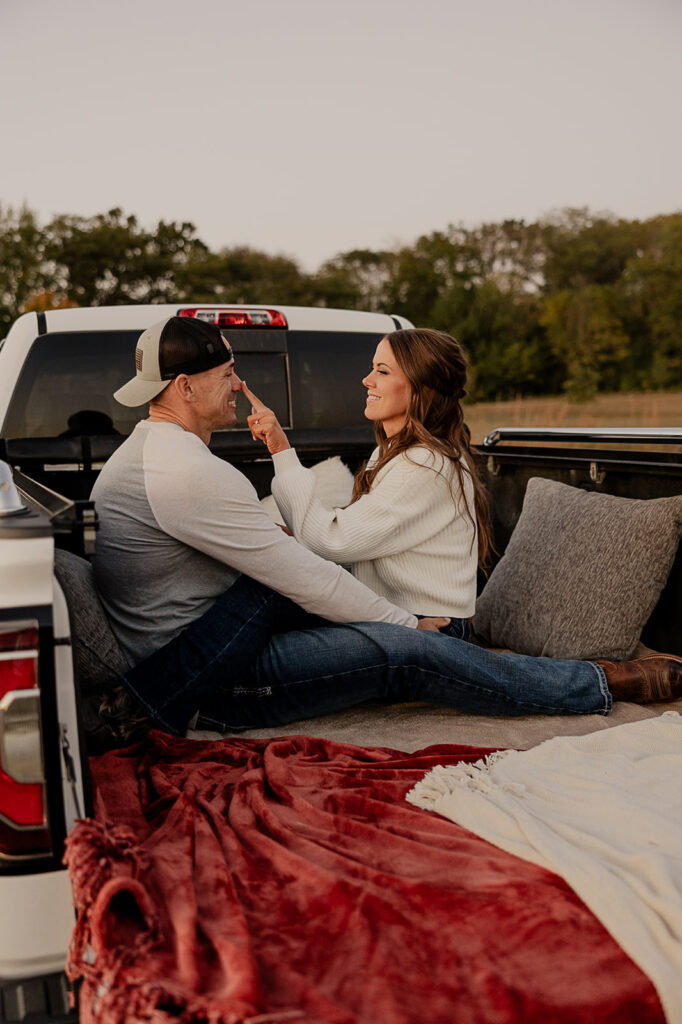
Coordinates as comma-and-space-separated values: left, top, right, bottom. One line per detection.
240, 380, 267, 413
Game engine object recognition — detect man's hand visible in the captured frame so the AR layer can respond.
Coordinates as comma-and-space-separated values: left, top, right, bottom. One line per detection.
242, 382, 290, 455
416, 617, 451, 632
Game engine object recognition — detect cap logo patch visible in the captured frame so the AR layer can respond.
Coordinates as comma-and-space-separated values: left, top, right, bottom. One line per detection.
135, 348, 143, 372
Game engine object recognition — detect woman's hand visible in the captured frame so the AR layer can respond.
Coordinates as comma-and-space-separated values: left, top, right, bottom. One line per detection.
242, 382, 290, 455
416, 617, 451, 632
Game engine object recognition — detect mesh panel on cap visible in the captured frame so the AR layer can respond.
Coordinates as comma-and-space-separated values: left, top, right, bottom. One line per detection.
158, 317, 232, 379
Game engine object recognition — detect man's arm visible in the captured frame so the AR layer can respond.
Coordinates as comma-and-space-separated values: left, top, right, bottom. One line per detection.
147, 437, 420, 628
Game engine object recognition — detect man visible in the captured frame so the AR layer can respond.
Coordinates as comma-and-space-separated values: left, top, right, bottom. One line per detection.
92, 316, 682, 739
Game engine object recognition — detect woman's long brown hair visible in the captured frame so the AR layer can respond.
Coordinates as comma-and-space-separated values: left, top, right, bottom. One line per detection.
350, 328, 493, 568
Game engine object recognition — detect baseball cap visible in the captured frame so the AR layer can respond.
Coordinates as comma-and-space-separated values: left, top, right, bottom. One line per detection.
114, 316, 234, 407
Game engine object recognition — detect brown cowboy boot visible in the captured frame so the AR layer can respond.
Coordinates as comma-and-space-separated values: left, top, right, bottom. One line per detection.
595, 654, 682, 704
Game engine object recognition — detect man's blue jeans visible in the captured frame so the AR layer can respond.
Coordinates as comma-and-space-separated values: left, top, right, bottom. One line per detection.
124, 575, 611, 736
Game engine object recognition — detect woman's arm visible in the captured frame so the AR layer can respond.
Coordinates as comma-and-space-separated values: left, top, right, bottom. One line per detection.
240, 381, 470, 567
272, 446, 461, 564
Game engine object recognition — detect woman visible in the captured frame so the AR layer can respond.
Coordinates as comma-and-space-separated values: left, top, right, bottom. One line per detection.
245, 328, 492, 637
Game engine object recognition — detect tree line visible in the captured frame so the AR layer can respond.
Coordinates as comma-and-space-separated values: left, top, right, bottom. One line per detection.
1, 204, 680, 402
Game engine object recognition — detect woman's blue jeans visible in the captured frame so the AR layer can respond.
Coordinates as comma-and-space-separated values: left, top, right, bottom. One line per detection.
123, 575, 610, 736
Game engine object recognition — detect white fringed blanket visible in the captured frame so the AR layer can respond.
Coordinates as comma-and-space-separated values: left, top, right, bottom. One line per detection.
407, 712, 682, 1024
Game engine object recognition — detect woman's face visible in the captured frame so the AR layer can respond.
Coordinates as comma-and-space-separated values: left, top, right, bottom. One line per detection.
362, 337, 412, 437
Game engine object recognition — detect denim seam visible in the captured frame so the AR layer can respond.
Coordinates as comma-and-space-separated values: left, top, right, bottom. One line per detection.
194, 714, 250, 732
589, 660, 612, 713
123, 675, 180, 735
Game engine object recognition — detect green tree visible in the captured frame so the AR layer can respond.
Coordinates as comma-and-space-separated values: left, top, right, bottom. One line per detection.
429, 279, 474, 336
0, 204, 47, 334
541, 209, 646, 292
310, 249, 393, 311
174, 246, 312, 306
385, 246, 443, 323
463, 219, 546, 292
617, 214, 682, 390
456, 281, 557, 401
542, 284, 630, 400
44, 208, 208, 306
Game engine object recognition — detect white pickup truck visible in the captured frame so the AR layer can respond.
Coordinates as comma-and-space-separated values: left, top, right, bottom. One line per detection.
0, 303, 413, 1023
1, 304, 680, 1023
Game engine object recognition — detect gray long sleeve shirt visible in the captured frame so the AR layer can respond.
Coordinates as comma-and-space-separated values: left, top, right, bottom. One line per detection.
91, 421, 416, 666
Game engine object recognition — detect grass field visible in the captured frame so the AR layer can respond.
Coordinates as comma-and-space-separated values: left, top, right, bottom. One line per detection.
463, 390, 682, 444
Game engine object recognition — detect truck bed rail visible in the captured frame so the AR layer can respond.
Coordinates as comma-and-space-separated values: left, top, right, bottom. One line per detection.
483, 427, 682, 447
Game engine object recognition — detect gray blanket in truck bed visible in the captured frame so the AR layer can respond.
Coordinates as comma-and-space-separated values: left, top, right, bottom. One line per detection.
190, 695, 682, 752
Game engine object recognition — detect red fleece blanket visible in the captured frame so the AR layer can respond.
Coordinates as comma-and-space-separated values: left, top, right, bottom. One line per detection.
65, 731, 663, 1024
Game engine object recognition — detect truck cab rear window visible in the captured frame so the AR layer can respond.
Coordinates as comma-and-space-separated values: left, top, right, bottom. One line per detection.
287, 331, 383, 429
2, 332, 291, 438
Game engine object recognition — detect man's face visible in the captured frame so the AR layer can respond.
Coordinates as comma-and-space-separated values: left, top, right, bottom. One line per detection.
192, 356, 242, 432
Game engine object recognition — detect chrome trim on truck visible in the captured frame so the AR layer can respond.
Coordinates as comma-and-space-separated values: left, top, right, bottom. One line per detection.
483, 426, 682, 446
0, 688, 45, 785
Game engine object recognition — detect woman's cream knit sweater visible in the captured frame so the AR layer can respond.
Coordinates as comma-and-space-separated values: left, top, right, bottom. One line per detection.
271, 445, 478, 617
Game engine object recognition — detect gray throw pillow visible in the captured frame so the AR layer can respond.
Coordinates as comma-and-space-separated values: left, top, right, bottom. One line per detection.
472, 478, 682, 661
54, 548, 128, 692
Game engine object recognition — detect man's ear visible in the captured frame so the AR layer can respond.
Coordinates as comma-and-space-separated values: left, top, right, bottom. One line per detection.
173, 374, 196, 402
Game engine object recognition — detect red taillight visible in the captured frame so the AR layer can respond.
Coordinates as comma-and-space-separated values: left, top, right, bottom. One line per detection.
0, 625, 38, 654
178, 307, 287, 328
0, 622, 50, 858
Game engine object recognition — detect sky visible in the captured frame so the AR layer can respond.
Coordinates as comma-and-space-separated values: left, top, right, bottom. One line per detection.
2, 0, 681, 270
